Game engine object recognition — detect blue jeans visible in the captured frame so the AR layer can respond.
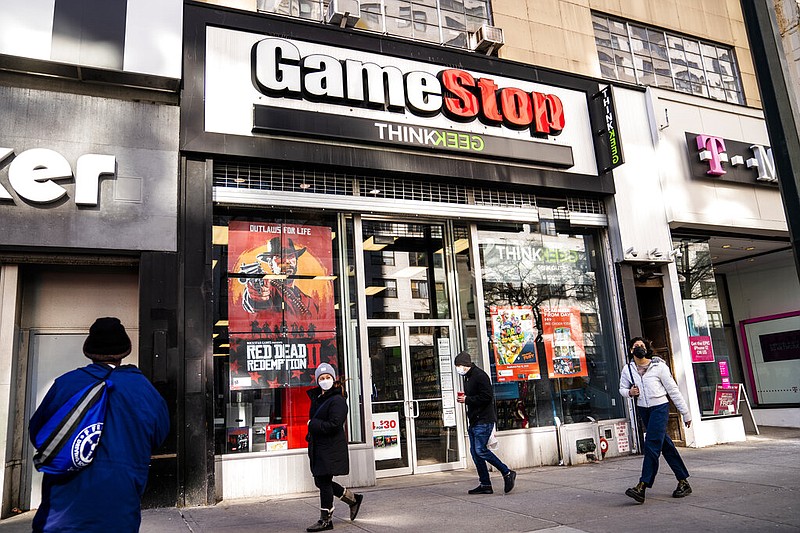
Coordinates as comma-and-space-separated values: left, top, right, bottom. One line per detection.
638, 403, 689, 486
468, 423, 510, 486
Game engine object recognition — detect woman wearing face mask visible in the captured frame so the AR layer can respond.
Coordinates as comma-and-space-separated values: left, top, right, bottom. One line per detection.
619, 337, 693, 504
305, 363, 363, 531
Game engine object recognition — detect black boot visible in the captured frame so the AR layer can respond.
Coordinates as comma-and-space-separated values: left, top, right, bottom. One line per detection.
673, 479, 692, 498
306, 508, 334, 532
625, 481, 647, 503
340, 488, 363, 521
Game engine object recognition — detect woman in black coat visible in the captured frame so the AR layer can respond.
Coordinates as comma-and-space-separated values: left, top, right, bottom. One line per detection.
306, 363, 363, 532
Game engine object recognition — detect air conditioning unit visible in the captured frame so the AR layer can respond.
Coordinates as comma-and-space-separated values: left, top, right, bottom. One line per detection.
471, 25, 504, 55
325, 0, 360, 28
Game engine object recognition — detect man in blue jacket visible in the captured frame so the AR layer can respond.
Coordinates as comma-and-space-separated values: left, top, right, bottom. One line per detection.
29, 317, 170, 532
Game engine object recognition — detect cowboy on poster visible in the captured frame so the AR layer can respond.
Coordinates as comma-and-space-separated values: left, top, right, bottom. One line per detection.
490, 305, 540, 382
227, 221, 336, 335
226, 222, 338, 389
541, 307, 588, 378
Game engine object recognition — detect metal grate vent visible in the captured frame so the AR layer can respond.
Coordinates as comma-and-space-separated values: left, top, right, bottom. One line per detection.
214, 161, 354, 196
567, 197, 606, 215
213, 160, 603, 216
359, 176, 469, 204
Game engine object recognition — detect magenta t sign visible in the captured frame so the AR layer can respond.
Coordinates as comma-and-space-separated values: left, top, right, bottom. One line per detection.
696, 135, 727, 175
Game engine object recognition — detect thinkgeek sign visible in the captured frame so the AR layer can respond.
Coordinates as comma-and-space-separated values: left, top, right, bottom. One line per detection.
204, 27, 598, 174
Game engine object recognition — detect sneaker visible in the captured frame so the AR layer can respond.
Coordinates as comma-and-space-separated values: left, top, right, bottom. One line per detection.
625, 482, 646, 503
503, 470, 517, 493
673, 479, 692, 498
468, 485, 493, 495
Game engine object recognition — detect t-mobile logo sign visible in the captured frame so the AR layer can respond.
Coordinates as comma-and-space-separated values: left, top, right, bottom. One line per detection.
695, 134, 777, 183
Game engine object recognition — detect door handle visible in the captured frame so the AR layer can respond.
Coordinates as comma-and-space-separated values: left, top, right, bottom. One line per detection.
410, 399, 420, 419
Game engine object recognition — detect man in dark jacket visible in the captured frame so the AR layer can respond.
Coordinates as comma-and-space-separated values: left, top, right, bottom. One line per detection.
29, 317, 170, 533
455, 350, 516, 495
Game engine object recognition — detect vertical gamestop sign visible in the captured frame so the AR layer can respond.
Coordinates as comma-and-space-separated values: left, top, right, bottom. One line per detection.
243, 37, 577, 166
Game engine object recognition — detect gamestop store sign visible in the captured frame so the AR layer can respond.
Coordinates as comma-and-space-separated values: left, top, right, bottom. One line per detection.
204, 28, 597, 174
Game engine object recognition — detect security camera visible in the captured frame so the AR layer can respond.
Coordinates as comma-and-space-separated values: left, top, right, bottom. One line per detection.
648, 248, 663, 258
668, 248, 683, 259
625, 247, 638, 257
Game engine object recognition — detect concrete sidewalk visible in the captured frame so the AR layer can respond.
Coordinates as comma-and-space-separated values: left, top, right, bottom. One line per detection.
3, 427, 799, 532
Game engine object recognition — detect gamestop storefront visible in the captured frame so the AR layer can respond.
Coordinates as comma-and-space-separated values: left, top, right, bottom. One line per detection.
182, 3, 630, 501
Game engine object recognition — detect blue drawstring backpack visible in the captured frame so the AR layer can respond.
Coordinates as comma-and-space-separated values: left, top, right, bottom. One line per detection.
31, 368, 114, 475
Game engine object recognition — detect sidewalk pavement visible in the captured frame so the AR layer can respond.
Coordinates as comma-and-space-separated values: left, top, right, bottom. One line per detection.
3, 427, 799, 533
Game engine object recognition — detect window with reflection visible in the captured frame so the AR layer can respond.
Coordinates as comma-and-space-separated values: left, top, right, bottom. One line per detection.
592, 12, 745, 105
476, 222, 623, 429
212, 209, 363, 454
254, 0, 491, 50
363, 220, 450, 320
673, 238, 742, 417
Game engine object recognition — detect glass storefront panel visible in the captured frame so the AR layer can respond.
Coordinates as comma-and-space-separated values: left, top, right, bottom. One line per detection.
212, 209, 363, 454
673, 238, 741, 417
362, 220, 450, 320
475, 222, 623, 429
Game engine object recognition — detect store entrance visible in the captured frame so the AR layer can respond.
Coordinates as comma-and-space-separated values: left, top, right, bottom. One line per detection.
368, 321, 461, 477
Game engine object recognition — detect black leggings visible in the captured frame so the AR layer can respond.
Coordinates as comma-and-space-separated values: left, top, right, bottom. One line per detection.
314, 475, 344, 510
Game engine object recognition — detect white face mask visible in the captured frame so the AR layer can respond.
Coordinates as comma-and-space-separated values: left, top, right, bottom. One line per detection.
318, 377, 334, 390
455, 366, 470, 376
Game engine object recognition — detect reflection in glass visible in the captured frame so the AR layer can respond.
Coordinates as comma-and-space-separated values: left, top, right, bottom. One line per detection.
363, 221, 450, 320
475, 223, 623, 429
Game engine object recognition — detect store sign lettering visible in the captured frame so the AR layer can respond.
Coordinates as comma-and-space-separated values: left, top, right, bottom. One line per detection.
253, 38, 566, 138
693, 134, 777, 183
374, 123, 485, 152
0, 148, 116, 205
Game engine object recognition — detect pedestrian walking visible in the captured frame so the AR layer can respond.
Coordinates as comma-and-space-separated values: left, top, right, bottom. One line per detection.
306, 363, 363, 531
454, 350, 516, 495
619, 337, 693, 503
29, 317, 170, 532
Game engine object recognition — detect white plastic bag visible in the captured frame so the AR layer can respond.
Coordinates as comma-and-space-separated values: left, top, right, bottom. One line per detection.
487, 424, 499, 451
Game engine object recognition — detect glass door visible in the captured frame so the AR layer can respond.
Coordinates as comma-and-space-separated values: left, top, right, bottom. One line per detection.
406, 323, 460, 473
369, 321, 461, 477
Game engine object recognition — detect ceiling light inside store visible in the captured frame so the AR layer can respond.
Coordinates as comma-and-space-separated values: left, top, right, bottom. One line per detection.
364, 286, 387, 295
721, 244, 732, 249
218, 343, 230, 348
299, 183, 312, 190
745, 246, 755, 251
392, 266, 427, 278
368, 188, 381, 195
215, 320, 229, 327
363, 236, 396, 250
212, 226, 229, 245
262, 274, 287, 280
313, 275, 337, 280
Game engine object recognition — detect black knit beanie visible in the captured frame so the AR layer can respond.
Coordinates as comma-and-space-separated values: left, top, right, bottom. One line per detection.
454, 350, 472, 367
83, 317, 132, 362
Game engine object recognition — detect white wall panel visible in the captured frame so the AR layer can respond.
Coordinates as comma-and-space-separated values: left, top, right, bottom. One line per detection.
0, 0, 54, 60
123, 0, 183, 78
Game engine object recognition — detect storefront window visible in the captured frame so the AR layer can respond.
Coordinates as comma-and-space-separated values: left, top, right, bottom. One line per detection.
212, 209, 363, 454
674, 238, 741, 417
475, 222, 623, 429
362, 221, 450, 320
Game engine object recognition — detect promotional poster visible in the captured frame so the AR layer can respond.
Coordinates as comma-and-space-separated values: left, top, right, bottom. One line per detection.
713, 383, 741, 415
490, 305, 540, 382
372, 412, 402, 461
684, 299, 715, 363
541, 307, 588, 378
227, 221, 338, 389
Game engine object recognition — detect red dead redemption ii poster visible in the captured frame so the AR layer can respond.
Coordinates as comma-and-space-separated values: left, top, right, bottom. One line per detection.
227, 221, 337, 389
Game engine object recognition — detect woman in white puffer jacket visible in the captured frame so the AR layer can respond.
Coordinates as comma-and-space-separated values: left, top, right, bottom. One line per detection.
619, 337, 693, 504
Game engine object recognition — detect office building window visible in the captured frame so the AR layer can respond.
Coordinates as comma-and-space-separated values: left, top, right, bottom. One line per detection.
258, 0, 491, 49
592, 12, 744, 105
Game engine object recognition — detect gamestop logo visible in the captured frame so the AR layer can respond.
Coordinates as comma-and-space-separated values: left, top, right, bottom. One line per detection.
253, 38, 565, 138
